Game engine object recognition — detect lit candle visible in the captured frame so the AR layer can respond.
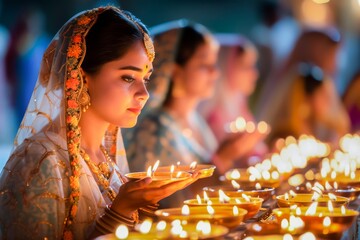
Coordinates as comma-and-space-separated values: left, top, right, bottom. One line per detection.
230, 169, 241, 179
196, 194, 202, 204
196, 220, 211, 235
325, 181, 333, 190
218, 190, 230, 203
170, 165, 175, 179
255, 182, 261, 190
323, 216, 331, 227
283, 233, 293, 240
181, 205, 190, 216
115, 225, 129, 239
289, 190, 297, 198
327, 200, 334, 213
152, 160, 160, 177
242, 193, 251, 202
146, 166, 152, 177
206, 205, 215, 216
328, 193, 337, 201
233, 206, 239, 216
341, 205, 346, 215
231, 180, 240, 189
305, 202, 318, 216
285, 193, 289, 201
190, 161, 197, 170
281, 219, 289, 230
299, 232, 316, 240
156, 221, 167, 231
139, 219, 152, 234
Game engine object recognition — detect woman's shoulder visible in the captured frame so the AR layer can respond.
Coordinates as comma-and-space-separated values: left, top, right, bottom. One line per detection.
4, 131, 68, 172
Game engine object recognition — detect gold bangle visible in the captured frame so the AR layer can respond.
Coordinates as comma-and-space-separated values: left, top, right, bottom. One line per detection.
105, 206, 136, 227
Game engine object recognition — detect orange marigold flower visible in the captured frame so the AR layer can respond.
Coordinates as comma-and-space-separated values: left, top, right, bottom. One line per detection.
67, 44, 82, 58
68, 144, 77, 155
70, 176, 80, 189
67, 99, 78, 109
77, 16, 91, 25
70, 70, 78, 78
66, 78, 79, 90
72, 35, 82, 43
110, 145, 117, 155
66, 116, 78, 126
63, 230, 73, 240
67, 130, 76, 139
71, 205, 78, 217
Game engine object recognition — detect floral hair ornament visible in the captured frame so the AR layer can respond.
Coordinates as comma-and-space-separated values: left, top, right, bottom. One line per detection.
120, 11, 155, 62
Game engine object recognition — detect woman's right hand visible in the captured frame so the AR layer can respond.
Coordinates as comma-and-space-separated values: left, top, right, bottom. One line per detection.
110, 174, 199, 217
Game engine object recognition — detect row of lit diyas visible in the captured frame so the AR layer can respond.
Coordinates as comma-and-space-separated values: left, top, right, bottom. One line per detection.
223, 135, 330, 189
95, 219, 229, 239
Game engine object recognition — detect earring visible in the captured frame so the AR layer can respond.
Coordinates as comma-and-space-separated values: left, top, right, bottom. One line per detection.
79, 84, 91, 112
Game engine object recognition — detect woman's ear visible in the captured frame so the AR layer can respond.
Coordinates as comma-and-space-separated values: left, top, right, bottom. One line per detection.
80, 68, 89, 87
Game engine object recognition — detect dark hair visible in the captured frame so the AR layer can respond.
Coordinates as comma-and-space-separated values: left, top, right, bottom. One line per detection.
298, 62, 324, 96
82, 9, 149, 74
175, 24, 209, 66
163, 24, 210, 106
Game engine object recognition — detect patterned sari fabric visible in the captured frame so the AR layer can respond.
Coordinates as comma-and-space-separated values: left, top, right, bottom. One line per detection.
0, 7, 129, 239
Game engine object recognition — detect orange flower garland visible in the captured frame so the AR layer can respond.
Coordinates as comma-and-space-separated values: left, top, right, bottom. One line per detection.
63, 8, 105, 240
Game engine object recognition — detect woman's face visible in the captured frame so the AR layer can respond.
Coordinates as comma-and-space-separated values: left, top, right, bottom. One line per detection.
85, 41, 152, 128
174, 40, 219, 100
228, 48, 259, 96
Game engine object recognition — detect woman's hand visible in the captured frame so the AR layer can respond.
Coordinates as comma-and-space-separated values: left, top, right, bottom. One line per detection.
110, 173, 199, 217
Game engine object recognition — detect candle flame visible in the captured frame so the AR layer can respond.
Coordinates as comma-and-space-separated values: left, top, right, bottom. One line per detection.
196, 194, 202, 204
190, 161, 197, 170
235, 198, 241, 204
176, 171, 182, 178
314, 182, 325, 191
289, 190, 297, 198
146, 166, 152, 177
306, 182, 312, 191
323, 216, 331, 227
305, 202, 318, 215
341, 205, 346, 215
219, 190, 230, 203
230, 169, 241, 179
331, 171, 337, 179
299, 232, 316, 240
196, 220, 211, 235
281, 219, 289, 229
139, 219, 152, 234
283, 234, 293, 240
115, 225, 129, 239
233, 206, 239, 216
153, 160, 160, 172
181, 205, 190, 215
171, 223, 183, 235
206, 205, 215, 215
311, 191, 321, 201
170, 165, 175, 174
327, 200, 334, 213
242, 193, 251, 202
285, 193, 289, 201
231, 180, 240, 189
334, 182, 338, 189
271, 171, 280, 180
325, 181, 333, 190
296, 207, 301, 215
179, 230, 188, 238
203, 191, 210, 203
328, 193, 337, 201
156, 220, 167, 231
255, 182, 261, 190
350, 171, 356, 179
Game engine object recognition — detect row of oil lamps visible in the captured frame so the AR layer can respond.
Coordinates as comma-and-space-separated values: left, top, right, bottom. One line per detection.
96, 133, 360, 239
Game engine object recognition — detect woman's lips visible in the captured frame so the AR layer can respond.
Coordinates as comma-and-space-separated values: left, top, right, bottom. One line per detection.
127, 108, 142, 115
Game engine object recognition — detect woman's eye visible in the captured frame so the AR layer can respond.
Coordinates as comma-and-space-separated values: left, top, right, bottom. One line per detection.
144, 78, 151, 85
122, 76, 135, 83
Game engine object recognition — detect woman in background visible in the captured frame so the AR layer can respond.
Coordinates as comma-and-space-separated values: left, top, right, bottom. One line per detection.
256, 28, 350, 146
204, 35, 268, 165
124, 20, 258, 207
0, 7, 197, 239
